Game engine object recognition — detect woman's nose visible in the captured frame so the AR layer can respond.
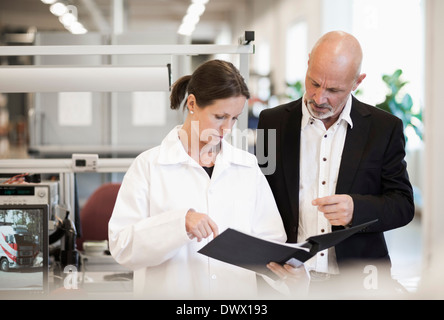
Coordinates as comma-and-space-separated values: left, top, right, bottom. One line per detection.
221, 119, 233, 132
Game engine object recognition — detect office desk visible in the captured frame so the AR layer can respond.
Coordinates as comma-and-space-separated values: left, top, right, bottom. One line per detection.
48, 253, 133, 299
80, 254, 133, 297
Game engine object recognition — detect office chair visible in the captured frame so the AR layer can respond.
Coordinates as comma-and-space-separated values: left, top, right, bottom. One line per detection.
76, 183, 121, 252
75, 182, 132, 284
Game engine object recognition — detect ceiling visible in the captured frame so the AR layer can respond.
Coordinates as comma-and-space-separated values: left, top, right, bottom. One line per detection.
0, 0, 248, 41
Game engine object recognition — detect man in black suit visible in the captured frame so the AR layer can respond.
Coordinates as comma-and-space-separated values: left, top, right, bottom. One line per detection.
256, 31, 414, 290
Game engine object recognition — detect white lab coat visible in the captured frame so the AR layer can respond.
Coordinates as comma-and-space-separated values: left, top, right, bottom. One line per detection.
108, 126, 287, 299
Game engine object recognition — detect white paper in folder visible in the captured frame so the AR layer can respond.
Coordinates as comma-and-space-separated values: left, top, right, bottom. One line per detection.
0, 65, 170, 93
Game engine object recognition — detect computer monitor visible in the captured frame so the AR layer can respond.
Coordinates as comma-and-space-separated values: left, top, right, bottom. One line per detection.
0, 204, 49, 298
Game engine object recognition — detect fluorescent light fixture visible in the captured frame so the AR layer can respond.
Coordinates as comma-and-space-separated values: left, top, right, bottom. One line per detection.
187, 3, 205, 16
67, 22, 88, 35
59, 12, 77, 27
49, 2, 67, 16
178, 0, 208, 36
182, 13, 200, 25
44, 2, 88, 34
178, 24, 196, 36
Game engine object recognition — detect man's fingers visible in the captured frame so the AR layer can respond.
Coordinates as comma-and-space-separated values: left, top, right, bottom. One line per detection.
312, 195, 338, 207
312, 195, 354, 226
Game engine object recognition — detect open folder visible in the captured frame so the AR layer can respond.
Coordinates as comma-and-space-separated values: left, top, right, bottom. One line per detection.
198, 219, 377, 280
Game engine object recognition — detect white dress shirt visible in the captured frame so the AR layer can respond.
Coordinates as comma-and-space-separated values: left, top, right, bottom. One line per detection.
298, 94, 353, 274
108, 125, 287, 298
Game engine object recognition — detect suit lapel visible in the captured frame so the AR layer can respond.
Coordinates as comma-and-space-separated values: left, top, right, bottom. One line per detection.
336, 97, 372, 194
279, 97, 371, 220
282, 100, 302, 220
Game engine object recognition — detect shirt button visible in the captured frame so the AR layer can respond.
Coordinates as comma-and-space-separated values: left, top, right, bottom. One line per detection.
322, 181, 326, 185
321, 229, 325, 233
323, 157, 327, 162
324, 134, 328, 138
320, 253, 324, 257
211, 274, 217, 280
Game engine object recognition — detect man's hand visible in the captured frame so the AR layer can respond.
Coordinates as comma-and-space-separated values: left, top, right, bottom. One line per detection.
312, 194, 354, 226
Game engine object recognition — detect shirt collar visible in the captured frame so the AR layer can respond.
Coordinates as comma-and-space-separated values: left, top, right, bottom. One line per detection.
157, 125, 255, 168
301, 93, 354, 129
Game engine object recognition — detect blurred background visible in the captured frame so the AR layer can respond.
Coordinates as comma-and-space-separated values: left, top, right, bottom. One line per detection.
1, 0, 443, 298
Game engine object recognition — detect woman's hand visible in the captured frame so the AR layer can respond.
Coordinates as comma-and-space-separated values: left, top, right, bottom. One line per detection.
267, 262, 310, 295
185, 209, 219, 242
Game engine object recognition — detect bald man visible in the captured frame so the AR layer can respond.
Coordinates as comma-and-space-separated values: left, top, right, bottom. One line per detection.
257, 31, 414, 290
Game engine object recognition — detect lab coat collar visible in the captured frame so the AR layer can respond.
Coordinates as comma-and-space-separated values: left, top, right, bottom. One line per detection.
157, 125, 191, 165
218, 137, 256, 168
157, 125, 256, 168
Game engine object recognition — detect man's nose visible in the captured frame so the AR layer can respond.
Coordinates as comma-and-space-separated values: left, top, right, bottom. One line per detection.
313, 88, 328, 105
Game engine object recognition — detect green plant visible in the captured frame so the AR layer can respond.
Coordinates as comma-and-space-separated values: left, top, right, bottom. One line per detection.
286, 80, 304, 100
375, 69, 423, 141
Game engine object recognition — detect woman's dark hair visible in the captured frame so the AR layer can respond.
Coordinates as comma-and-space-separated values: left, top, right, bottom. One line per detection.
170, 59, 250, 110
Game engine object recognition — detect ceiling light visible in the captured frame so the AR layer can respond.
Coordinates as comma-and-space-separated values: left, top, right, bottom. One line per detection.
182, 13, 200, 26
187, 3, 205, 16
59, 12, 77, 27
49, 2, 67, 16
178, 0, 209, 36
178, 24, 196, 36
44, 2, 88, 34
67, 21, 88, 35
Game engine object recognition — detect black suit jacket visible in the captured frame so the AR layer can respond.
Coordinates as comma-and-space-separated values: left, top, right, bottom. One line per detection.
257, 96, 414, 271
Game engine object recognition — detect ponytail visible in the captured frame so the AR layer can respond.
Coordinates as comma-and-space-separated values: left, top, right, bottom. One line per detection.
170, 75, 191, 110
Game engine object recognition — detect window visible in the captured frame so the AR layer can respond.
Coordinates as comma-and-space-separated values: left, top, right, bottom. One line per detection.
352, 0, 424, 146
285, 21, 308, 86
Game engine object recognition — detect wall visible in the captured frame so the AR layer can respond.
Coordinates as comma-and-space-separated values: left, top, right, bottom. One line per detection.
421, 0, 444, 296
31, 31, 182, 207
242, 0, 322, 96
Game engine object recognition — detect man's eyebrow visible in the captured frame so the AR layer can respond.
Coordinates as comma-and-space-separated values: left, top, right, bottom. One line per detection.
308, 76, 344, 91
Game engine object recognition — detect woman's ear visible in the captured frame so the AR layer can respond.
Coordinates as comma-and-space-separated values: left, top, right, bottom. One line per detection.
187, 94, 196, 113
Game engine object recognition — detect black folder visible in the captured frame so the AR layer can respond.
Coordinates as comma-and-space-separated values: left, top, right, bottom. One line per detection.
198, 219, 377, 280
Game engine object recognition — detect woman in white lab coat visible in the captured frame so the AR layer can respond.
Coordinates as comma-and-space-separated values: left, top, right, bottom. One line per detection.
108, 60, 307, 299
